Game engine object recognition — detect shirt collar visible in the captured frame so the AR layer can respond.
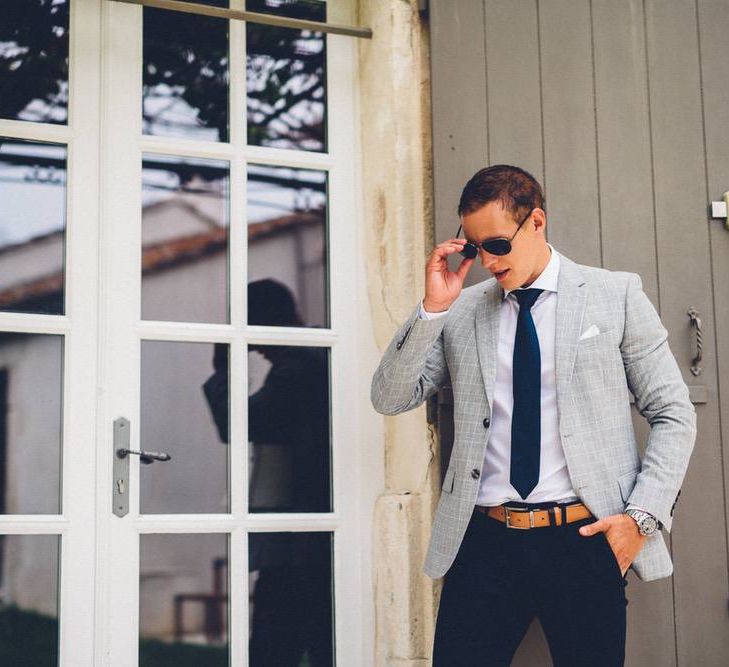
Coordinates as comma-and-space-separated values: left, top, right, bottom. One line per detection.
502, 242, 560, 300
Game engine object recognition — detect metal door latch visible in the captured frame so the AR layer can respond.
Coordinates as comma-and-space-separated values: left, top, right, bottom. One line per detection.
112, 417, 171, 517
710, 193, 729, 230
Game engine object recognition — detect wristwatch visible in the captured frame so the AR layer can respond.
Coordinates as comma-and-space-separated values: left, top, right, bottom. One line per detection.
624, 508, 661, 536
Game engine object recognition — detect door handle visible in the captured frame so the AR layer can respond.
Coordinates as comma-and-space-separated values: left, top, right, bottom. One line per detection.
687, 307, 703, 376
112, 417, 172, 517
116, 448, 172, 464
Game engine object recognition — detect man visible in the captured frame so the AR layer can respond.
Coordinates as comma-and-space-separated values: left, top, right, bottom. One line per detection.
370, 165, 696, 665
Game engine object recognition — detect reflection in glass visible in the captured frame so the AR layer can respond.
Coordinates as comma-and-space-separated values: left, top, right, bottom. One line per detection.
140, 534, 228, 667
141, 341, 229, 514
0, 1, 69, 124
0, 333, 63, 514
248, 531, 333, 666
246, 0, 327, 152
247, 344, 331, 513
142, 154, 229, 323
247, 164, 328, 327
0, 535, 59, 664
0, 138, 66, 315
143, 0, 229, 142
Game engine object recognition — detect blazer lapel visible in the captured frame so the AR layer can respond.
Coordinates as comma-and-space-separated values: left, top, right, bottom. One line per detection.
554, 254, 587, 408
473, 253, 587, 413
474, 278, 503, 408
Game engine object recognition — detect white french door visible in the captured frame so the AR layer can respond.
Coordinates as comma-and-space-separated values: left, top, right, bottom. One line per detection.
98, 0, 363, 664
0, 0, 365, 664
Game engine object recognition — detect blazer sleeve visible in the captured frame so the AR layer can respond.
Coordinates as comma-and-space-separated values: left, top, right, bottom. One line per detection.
620, 272, 697, 532
370, 302, 451, 416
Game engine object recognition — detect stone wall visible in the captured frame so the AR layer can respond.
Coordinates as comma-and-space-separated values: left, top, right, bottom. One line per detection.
357, 1, 441, 664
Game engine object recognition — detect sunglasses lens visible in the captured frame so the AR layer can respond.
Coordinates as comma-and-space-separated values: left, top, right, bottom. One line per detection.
482, 240, 511, 255
460, 243, 478, 259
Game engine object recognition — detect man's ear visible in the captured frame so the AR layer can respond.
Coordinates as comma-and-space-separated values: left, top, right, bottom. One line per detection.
531, 208, 547, 234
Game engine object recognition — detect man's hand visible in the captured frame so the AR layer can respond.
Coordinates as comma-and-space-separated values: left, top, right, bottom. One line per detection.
423, 238, 475, 312
578, 514, 646, 577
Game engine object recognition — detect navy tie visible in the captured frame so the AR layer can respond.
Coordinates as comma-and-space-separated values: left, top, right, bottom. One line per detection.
510, 288, 544, 499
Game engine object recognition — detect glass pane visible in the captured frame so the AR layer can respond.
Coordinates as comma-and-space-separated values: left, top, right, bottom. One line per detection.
248, 531, 334, 666
247, 164, 328, 328
0, 534, 60, 665
0, 138, 66, 316
0, 333, 63, 514
143, 0, 229, 142
247, 345, 331, 513
246, 0, 327, 152
142, 154, 229, 324
140, 534, 228, 666
0, 0, 69, 124
141, 341, 229, 514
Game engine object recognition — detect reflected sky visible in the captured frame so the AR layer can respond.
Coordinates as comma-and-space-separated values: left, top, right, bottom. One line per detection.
0, 139, 66, 248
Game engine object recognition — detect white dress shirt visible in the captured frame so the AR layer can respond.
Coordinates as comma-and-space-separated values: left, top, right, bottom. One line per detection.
420, 244, 578, 505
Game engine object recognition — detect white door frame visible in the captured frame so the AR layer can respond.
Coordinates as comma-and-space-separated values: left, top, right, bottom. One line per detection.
0, 0, 103, 664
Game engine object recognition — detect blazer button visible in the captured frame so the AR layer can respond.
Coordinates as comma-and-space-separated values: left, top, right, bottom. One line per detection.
483, 417, 490, 428
471, 468, 480, 479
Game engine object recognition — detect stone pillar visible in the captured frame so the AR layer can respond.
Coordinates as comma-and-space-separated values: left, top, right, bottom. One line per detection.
357, 1, 441, 664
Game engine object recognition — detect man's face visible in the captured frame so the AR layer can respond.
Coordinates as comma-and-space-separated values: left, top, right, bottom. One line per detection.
461, 201, 547, 291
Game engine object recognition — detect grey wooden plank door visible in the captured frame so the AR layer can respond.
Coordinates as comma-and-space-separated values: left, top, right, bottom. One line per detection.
429, 1, 729, 664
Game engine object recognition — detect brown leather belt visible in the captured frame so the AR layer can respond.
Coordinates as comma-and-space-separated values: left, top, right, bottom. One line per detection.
474, 502, 592, 529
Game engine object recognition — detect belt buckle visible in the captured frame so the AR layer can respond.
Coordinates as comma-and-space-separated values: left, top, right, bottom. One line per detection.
504, 506, 534, 529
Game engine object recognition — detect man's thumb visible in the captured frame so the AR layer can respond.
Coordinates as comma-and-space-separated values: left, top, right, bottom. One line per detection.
579, 520, 604, 536
456, 256, 474, 279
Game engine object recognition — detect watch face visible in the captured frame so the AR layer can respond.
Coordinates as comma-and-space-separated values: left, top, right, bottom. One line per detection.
641, 515, 658, 534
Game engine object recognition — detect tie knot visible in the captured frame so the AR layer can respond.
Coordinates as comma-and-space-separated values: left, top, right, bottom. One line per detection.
514, 288, 543, 311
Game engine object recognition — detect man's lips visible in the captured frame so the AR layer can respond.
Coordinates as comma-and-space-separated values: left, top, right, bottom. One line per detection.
494, 268, 510, 280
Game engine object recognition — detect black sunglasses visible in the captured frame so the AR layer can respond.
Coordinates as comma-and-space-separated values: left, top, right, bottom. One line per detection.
456, 207, 535, 258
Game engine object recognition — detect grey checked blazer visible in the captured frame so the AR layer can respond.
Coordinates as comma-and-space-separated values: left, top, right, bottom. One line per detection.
371, 252, 696, 582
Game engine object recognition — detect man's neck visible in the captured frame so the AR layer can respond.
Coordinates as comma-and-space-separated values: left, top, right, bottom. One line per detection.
520, 244, 552, 288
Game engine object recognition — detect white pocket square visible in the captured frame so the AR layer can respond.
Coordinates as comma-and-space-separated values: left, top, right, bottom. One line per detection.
578, 324, 600, 341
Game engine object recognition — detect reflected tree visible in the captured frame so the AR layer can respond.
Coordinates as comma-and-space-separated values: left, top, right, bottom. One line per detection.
0, 0, 69, 124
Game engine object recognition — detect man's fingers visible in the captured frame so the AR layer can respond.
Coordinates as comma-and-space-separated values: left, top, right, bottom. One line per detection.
579, 519, 607, 535
429, 242, 468, 263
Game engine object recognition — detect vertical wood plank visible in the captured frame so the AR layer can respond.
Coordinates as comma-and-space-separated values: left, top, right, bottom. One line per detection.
430, 0, 489, 289
644, 0, 728, 662
539, 0, 601, 265
694, 0, 729, 659
484, 0, 543, 179
592, 2, 676, 661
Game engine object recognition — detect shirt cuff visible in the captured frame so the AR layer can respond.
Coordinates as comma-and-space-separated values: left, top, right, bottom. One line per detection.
418, 299, 450, 320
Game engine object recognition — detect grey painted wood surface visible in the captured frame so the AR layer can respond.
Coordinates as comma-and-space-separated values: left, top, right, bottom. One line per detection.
429, 1, 728, 664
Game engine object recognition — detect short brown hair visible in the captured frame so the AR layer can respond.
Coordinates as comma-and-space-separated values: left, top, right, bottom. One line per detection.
457, 164, 545, 223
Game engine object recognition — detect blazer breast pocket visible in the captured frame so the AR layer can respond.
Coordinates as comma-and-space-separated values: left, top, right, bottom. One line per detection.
576, 327, 617, 352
